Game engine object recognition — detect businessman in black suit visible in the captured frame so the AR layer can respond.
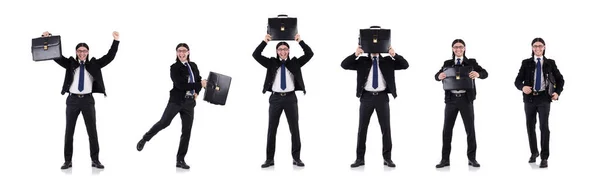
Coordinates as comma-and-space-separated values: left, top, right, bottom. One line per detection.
434, 39, 488, 168
42, 31, 119, 170
514, 38, 564, 168
253, 33, 313, 168
342, 45, 409, 168
136, 43, 207, 169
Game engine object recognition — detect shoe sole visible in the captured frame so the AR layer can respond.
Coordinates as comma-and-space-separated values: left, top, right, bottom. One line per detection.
350, 163, 365, 168
261, 163, 274, 168
435, 164, 449, 168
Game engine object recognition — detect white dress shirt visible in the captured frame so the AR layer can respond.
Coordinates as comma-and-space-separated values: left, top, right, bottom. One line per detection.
69, 60, 94, 94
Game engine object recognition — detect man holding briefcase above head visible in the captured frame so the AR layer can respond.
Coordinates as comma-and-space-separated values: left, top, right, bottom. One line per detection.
434, 39, 487, 168
41, 31, 119, 170
253, 33, 313, 168
342, 37, 409, 168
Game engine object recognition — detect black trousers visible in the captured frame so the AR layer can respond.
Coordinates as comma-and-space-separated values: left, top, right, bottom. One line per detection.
524, 93, 551, 160
143, 98, 196, 161
355, 92, 392, 160
441, 94, 477, 161
266, 92, 301, 160
64, 94, 99, 162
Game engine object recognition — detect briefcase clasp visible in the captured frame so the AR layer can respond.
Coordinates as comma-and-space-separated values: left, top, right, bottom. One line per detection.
215, 86, 220, 91
280, 25, 285, 32
44, 41, 48, 50
373, 34, 378, 44
456, 71, 460, 80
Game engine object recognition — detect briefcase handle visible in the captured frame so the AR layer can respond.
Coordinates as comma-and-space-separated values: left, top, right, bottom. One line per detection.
277, 14, 288, 18
39, 33, 53, 50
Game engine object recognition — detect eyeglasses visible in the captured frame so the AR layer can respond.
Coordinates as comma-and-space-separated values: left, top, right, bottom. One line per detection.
177, 50, 189, 53
532, 45, 545, 48
77, 50, 88, 53
452, 46, 465, 50
277, 48, 289, 51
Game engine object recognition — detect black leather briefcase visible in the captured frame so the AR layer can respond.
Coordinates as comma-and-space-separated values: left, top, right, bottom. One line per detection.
268, 14, 297, 41
203, 72, 232, 105
32, 35, 62, 61
442, 66, 474, 90
359, 26, 391, 53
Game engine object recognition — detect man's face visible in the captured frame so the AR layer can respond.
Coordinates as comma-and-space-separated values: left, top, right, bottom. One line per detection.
76, 47, 88, 61
452, 43, 465, 58
177, 47, 189, 62
532, 42, 545, 57
277, 45, 289, 60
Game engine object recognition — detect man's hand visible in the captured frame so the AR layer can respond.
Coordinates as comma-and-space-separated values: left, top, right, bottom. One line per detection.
438, 72, 447, 80
113, 31, 119, 41
522, 86, 532, 94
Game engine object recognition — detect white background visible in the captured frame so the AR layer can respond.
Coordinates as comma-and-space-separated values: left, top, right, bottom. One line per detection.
0, 0, 598, 189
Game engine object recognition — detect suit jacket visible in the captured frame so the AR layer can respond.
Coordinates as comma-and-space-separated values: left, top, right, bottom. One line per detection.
514, 56, 565, 102
341, 53, 409, 98
54, 40, 119, 96
252, 40, 314, 94
169, 61, 202, 103
434, 58, 488, 102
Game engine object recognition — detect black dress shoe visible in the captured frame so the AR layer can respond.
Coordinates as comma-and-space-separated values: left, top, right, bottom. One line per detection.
468, 159, 480, 167
92, 160, 104, 169
137, 139, 146, 151
384, 159, 396, 167
540, 159, 548, 168
61, 161, 72, 170
261, 159, 274, 168
528, 153, 539, 163
350, 159, 365, 168
436, 160, 450, 168
176, 160, 190, 169
293, 159, 305, 167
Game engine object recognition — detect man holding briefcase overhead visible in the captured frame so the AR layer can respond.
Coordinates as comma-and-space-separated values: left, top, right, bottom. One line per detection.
253, 32, 313, 168
341, 26, 409, 168
41, 31, 120, 170
434, 39, 487, 168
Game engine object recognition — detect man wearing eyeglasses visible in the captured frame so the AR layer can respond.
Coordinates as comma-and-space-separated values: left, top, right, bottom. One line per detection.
434, 39, 487, 168
514, 38, 564, 168
252, 33, 313, 168
342, 45, 409, 168
41, 31, 120, 170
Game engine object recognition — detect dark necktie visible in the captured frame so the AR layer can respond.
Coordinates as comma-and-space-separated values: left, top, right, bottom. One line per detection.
534, 58, 542, 91
185, 62, 196, 94
456, 58, 461, 66
372, 57, 378, 89
280, 61, 286, 90
78, 61, 85, 92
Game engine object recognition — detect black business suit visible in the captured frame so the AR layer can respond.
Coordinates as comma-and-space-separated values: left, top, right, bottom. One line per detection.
141, 60, 202, 162
53, 40, 119, 163
514, 56, 564, 161
434, 58, 487, 162
341, 53, 409, 160
252, 40, 313, 161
